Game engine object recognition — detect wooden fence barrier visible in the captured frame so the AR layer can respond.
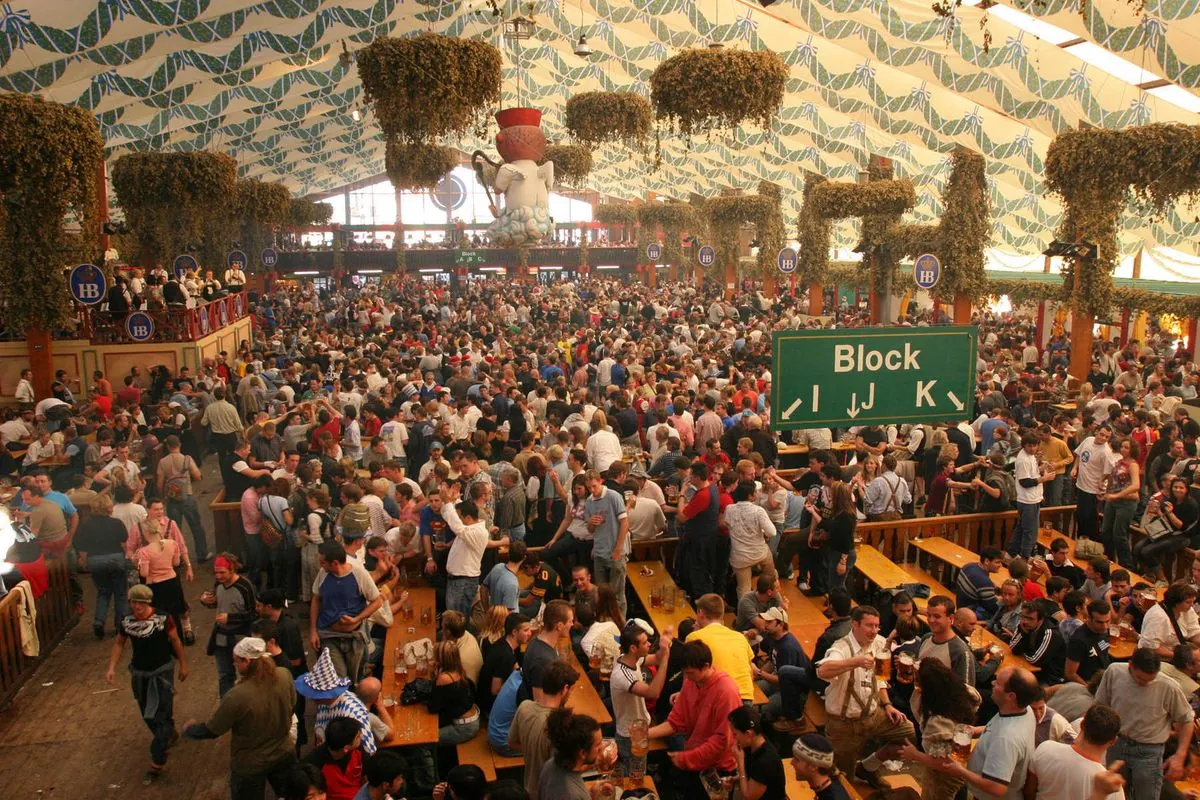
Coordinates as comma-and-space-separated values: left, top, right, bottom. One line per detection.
0, 558, 77, 709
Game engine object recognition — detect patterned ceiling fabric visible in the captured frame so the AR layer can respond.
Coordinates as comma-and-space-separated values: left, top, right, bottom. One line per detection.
1, 0, 1197, 256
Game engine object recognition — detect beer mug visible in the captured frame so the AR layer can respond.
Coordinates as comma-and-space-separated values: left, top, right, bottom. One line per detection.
952, 725, 973, 764
896, 652, 916, 684
875, 649, 891, 681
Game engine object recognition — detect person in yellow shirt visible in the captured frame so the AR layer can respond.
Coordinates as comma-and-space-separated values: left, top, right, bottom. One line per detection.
685, 593, 755, 701
1037, 423, 1074, 507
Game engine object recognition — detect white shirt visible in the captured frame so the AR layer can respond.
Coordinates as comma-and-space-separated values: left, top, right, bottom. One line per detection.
442, 501, 490, 578
1138, 602, 1200, 651
819, 632, 887, 719
1030, 740, 1124, 800
379, 420, 409, 459
1014, 449, 1043, 505
585, 429, 623, 474
724, 501, 775, 569
1074, 437, 1115, 495
14, 379, 35, 404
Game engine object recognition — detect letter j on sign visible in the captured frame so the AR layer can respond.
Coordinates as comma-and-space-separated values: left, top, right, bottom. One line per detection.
771, 326, 978, 429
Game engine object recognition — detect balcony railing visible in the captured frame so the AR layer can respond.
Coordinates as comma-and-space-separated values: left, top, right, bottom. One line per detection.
78, 292, 250, 344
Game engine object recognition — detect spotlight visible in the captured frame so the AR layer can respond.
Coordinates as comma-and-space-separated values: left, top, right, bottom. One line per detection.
707, 39, 724, 49
573, 34, 592, 56
351, 106, 361, 122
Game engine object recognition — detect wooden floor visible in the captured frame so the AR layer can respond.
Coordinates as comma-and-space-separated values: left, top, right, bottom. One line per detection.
0, 459, 234, 799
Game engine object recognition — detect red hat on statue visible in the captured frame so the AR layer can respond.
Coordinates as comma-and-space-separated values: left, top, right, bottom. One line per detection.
495, 107, 542, 128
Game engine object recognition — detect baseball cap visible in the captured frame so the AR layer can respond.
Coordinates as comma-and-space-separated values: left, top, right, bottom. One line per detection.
759, 607, 789, 625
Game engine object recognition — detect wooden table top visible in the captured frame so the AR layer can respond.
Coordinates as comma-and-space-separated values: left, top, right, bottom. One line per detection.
627, 560, 696, 635
964, 625, 1037, 672
854, 545, 929, 610
567, 652, 613, 725
912, 536, 1012, 587
380, 586, 439, 748
778, 443, 810, 455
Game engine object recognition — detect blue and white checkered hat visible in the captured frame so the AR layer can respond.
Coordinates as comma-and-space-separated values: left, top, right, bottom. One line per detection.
294, 647, 351, 700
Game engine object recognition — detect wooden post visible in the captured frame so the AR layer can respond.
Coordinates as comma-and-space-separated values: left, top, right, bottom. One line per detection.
763, 274, 777, 297
27, 329, 53, 399
1069, 311, 1094, 381
1067, 256, 1094, 382
667, 263, 678, 283
953, 293, 972, 324
647, 264, 657, 289
869, 286, 881, 324
724, 261, 736, 300
808, 282, 823, 316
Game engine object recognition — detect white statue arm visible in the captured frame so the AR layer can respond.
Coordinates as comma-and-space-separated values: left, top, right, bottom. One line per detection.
537, 160, 554, 191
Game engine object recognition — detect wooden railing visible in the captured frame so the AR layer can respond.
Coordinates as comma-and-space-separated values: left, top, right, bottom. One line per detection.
0, 558, 77, 709
854, 505, 1077, 563
209, 488, 246, 557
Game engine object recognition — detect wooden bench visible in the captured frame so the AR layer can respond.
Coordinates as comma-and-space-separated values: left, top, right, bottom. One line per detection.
853, 545, 930, 610
896, 561, 955, 601
456, 729, 500, 781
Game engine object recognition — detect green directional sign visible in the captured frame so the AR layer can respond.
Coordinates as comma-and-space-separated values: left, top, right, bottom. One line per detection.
771, 326, 978, 430
454, 249, 487, 266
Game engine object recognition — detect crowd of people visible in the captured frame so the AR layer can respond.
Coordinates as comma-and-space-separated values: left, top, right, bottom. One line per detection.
3, 270, 1199, 800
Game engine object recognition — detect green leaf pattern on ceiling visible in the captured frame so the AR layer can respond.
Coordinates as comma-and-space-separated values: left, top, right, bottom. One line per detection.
1, 0, 1197, 255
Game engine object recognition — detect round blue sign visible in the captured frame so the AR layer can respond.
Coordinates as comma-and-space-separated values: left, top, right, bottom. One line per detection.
69, 263, 107, 305
646, 243, 662, 262
913, 253, 941, 290
777, 247, 798, 274
126, 311, 155, 342
173, 254, 197, 280
698, 245, 716, 267
227, 250, 247, 271
261, 247, 278, 268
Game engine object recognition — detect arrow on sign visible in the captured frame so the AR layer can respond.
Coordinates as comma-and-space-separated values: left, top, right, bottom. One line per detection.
846, 384, 875, 419
781, 398, 802, 420
947, 391, 965, 412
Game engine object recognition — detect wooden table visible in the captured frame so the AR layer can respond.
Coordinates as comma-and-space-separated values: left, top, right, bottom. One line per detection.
778, 443, 810, 456
1035, 530, 1158, 589
832, 441, 857, 464
1051, 402, 1078, 412
626, 559, 768, 705
911, 536, 1011, 587
567, 652, 613, 724
964, 625, 1037, 672
627, 560, 696, 635
380, 586, 440, 747
853, 545, 929, 610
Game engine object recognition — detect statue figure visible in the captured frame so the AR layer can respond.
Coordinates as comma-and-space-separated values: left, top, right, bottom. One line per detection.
472, 107, 555, 248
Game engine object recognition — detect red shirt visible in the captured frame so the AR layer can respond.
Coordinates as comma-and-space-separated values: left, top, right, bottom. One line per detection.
1022, 579, 1046, 602
308, 748, 363, 800
361, 417, 382, 438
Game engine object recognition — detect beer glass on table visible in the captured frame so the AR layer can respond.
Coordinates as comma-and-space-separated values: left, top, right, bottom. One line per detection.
629, 720, 649, 786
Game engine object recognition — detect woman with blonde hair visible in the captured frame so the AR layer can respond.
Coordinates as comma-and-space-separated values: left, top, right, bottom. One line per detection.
851, 456, 880, 511
135, 500, 194, 643
477, 604, 511, 658
428, 639, 480, 745
74, 492, 132, 638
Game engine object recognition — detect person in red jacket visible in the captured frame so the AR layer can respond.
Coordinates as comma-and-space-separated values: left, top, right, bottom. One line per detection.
304, 716, 364, 800
648, 640, 743, 798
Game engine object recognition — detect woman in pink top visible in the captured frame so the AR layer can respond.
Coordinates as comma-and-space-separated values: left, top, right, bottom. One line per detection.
125, 501, 193, 582
135, 501, 195, 644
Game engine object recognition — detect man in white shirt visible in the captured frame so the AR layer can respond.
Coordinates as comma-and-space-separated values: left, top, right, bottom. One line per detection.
816, 606, 915, 786
440, 483, 508, 617
1071, 427, 1115, 540
1009, 433, 1053, 558
864, 456, 912, 521
14, 369, 35, 407
1028, 703, 1126, 800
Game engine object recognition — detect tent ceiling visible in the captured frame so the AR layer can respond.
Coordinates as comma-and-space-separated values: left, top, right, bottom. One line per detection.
1, 0, 1197, 254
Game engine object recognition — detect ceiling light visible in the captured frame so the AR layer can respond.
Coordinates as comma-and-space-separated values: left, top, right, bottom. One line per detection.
573, 34, 592, 57
351, 106, 361, 122
707, 39, 724, 49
